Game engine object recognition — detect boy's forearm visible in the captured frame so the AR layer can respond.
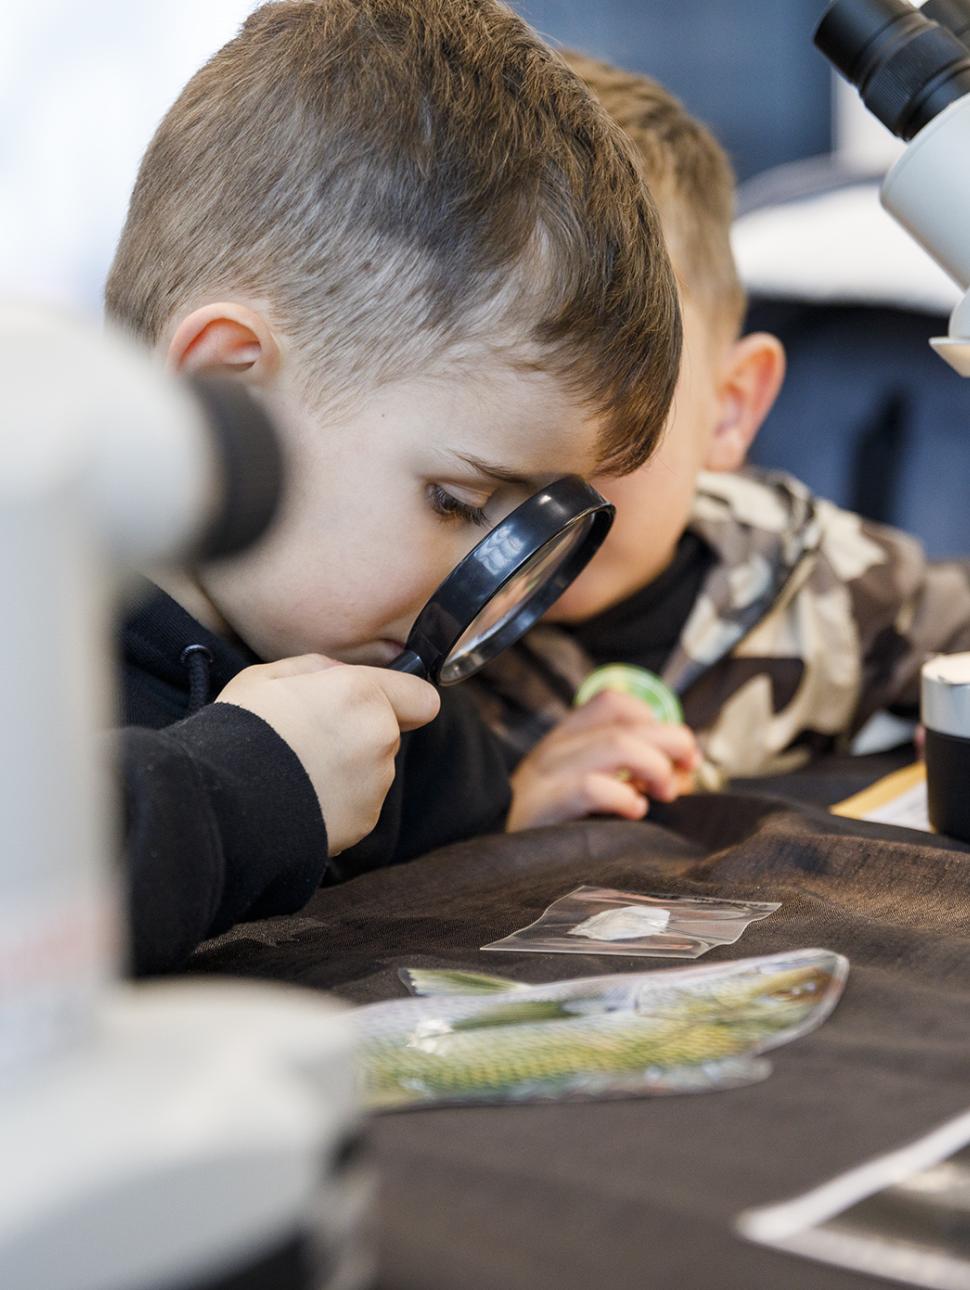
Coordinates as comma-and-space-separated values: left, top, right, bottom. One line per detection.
113, 706, 328, 975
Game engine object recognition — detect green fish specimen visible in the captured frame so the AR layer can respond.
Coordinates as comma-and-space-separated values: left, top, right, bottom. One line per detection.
354, 949, 847, 1110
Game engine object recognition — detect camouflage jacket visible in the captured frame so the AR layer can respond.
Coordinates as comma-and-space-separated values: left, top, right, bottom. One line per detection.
468, 468, 970, 786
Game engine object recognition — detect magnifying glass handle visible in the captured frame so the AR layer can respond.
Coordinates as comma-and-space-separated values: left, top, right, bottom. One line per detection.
389, 648, 428, 678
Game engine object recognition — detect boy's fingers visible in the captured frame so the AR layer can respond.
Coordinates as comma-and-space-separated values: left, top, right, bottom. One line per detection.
629, 722, 699, 769
566, 690, 660, 733
567, 691, 696, 758
563, 694, 699, 762
545, 731, 681, 801
260, 653, 345, 678
575, 772, 649, 821
539, 715, 699, 776
241, 656, 439, 730
675, 766, 698, 796
363, 669, 441, 731
508, 770, 648, 831
608, 740, 680, 801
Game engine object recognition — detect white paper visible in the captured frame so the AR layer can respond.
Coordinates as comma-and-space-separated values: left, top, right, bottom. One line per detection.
738, 1109, 970, 1290
862, 782, 932, 833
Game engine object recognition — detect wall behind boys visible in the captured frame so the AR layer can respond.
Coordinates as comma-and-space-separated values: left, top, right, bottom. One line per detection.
511, 0, 833, 182
3, 0, 831, 317
0, 1, 258, 316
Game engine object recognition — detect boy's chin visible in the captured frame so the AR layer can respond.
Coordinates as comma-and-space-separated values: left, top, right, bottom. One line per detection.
546, 558, 672, 624
543, 590, 604, 625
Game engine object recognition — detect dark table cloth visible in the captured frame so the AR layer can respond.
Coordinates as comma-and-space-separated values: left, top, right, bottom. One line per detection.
191, 753, 970, 1290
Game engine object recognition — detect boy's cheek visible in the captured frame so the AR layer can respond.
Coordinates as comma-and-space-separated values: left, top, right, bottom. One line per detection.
255, 571, 428, 662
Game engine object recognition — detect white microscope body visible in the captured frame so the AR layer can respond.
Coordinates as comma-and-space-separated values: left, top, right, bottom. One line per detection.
881, 93, 970, 374
816, 0, 970, 833
0, 307, 368, 1290
816, 0, 970, 376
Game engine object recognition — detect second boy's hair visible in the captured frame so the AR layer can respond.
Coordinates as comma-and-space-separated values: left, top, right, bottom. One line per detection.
106, 0, 682, 474
563, 51, 745, 336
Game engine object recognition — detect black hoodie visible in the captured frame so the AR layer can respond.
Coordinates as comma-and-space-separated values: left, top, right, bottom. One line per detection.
118, 584, 511, 974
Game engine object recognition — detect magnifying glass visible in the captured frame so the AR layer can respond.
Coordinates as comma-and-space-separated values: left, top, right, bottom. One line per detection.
390, 475, 614, 685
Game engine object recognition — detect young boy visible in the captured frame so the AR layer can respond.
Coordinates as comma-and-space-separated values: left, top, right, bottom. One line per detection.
105, 4, 682, 970
472, 53, 970, 831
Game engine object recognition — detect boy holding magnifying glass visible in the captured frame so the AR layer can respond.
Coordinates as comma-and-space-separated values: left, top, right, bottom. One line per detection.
104, 0, 682, 971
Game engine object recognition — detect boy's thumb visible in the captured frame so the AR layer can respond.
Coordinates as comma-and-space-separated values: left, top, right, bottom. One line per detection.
371, 671, 441, 731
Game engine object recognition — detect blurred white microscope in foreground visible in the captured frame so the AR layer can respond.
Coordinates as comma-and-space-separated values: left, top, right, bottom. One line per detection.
0, 306, 369, 1290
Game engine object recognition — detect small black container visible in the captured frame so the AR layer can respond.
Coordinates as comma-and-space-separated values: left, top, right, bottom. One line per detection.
922, 653, 970, 842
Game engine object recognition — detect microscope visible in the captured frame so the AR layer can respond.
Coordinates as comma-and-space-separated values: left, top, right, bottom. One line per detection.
0, 307, 368, 1290
815, 0, 970, 370
0, 298, 617, 1287
816, 0, 970, 838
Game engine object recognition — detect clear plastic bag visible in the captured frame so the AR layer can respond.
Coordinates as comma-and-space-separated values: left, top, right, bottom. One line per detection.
481, 885, 780, 959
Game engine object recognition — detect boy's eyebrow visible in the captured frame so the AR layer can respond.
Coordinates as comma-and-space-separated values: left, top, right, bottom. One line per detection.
455, 453, 539, 490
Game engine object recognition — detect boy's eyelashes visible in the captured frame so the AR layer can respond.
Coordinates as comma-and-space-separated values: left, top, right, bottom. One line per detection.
426, 483, 492, 529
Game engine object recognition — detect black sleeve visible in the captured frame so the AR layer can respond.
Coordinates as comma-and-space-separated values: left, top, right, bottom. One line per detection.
397, 683, 512, 859
324, 683, 512, 882
115, 704, 328, 976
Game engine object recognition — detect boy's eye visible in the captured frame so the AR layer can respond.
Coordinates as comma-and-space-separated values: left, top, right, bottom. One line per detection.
427, 483, 491, 529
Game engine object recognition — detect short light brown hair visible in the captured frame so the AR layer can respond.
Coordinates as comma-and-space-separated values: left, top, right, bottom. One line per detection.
563, 51, 745, 336
106, 0, 681, 474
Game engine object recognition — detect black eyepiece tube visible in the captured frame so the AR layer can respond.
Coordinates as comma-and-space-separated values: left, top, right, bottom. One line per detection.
815, 0, 918, 83
186, 377, 284, 561
814, 0, 970, 139
923, 0, 970, 47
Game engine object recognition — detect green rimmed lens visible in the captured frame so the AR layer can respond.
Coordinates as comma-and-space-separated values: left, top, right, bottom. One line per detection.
574, 664, 684, 724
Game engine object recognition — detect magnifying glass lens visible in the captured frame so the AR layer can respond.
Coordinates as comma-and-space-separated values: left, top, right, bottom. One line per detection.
439, 514, 593, 683
391, 477, 613, 685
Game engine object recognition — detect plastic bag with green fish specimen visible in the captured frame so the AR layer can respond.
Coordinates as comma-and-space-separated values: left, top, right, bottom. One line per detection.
481, 885, 780, 959
352, 948, 848, 1111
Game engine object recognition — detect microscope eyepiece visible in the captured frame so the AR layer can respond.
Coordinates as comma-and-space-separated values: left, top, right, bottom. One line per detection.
815, 0, 970, 139
923, 0, 970, 48
187, 377, 284, 561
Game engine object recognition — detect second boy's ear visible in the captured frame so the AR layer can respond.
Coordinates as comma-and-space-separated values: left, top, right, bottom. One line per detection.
704, 332, 786, 473
165, 303, 281, 383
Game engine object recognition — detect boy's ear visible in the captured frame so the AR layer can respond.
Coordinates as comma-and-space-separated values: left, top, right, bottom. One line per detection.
704, 332, 786, 473
165, 303, 281, 383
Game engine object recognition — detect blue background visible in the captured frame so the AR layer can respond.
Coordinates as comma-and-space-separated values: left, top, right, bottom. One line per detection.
511, 0, 833, 181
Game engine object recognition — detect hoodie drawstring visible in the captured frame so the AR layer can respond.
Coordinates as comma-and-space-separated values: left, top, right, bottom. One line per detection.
181, 644, 214, 715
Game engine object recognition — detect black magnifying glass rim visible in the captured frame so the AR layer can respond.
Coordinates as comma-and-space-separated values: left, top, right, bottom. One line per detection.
391, 475, 615, 685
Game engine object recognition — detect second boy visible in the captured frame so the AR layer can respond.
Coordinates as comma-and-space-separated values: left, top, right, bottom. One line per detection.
474, 53, 970, 830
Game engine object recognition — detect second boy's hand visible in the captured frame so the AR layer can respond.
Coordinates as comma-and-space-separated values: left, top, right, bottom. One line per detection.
506, 689, 699, 831
216, 656, 440, 856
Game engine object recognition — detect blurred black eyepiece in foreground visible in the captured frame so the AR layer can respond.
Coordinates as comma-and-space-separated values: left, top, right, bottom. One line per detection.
187, 377, 284, 561
814, 0, 970, 139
